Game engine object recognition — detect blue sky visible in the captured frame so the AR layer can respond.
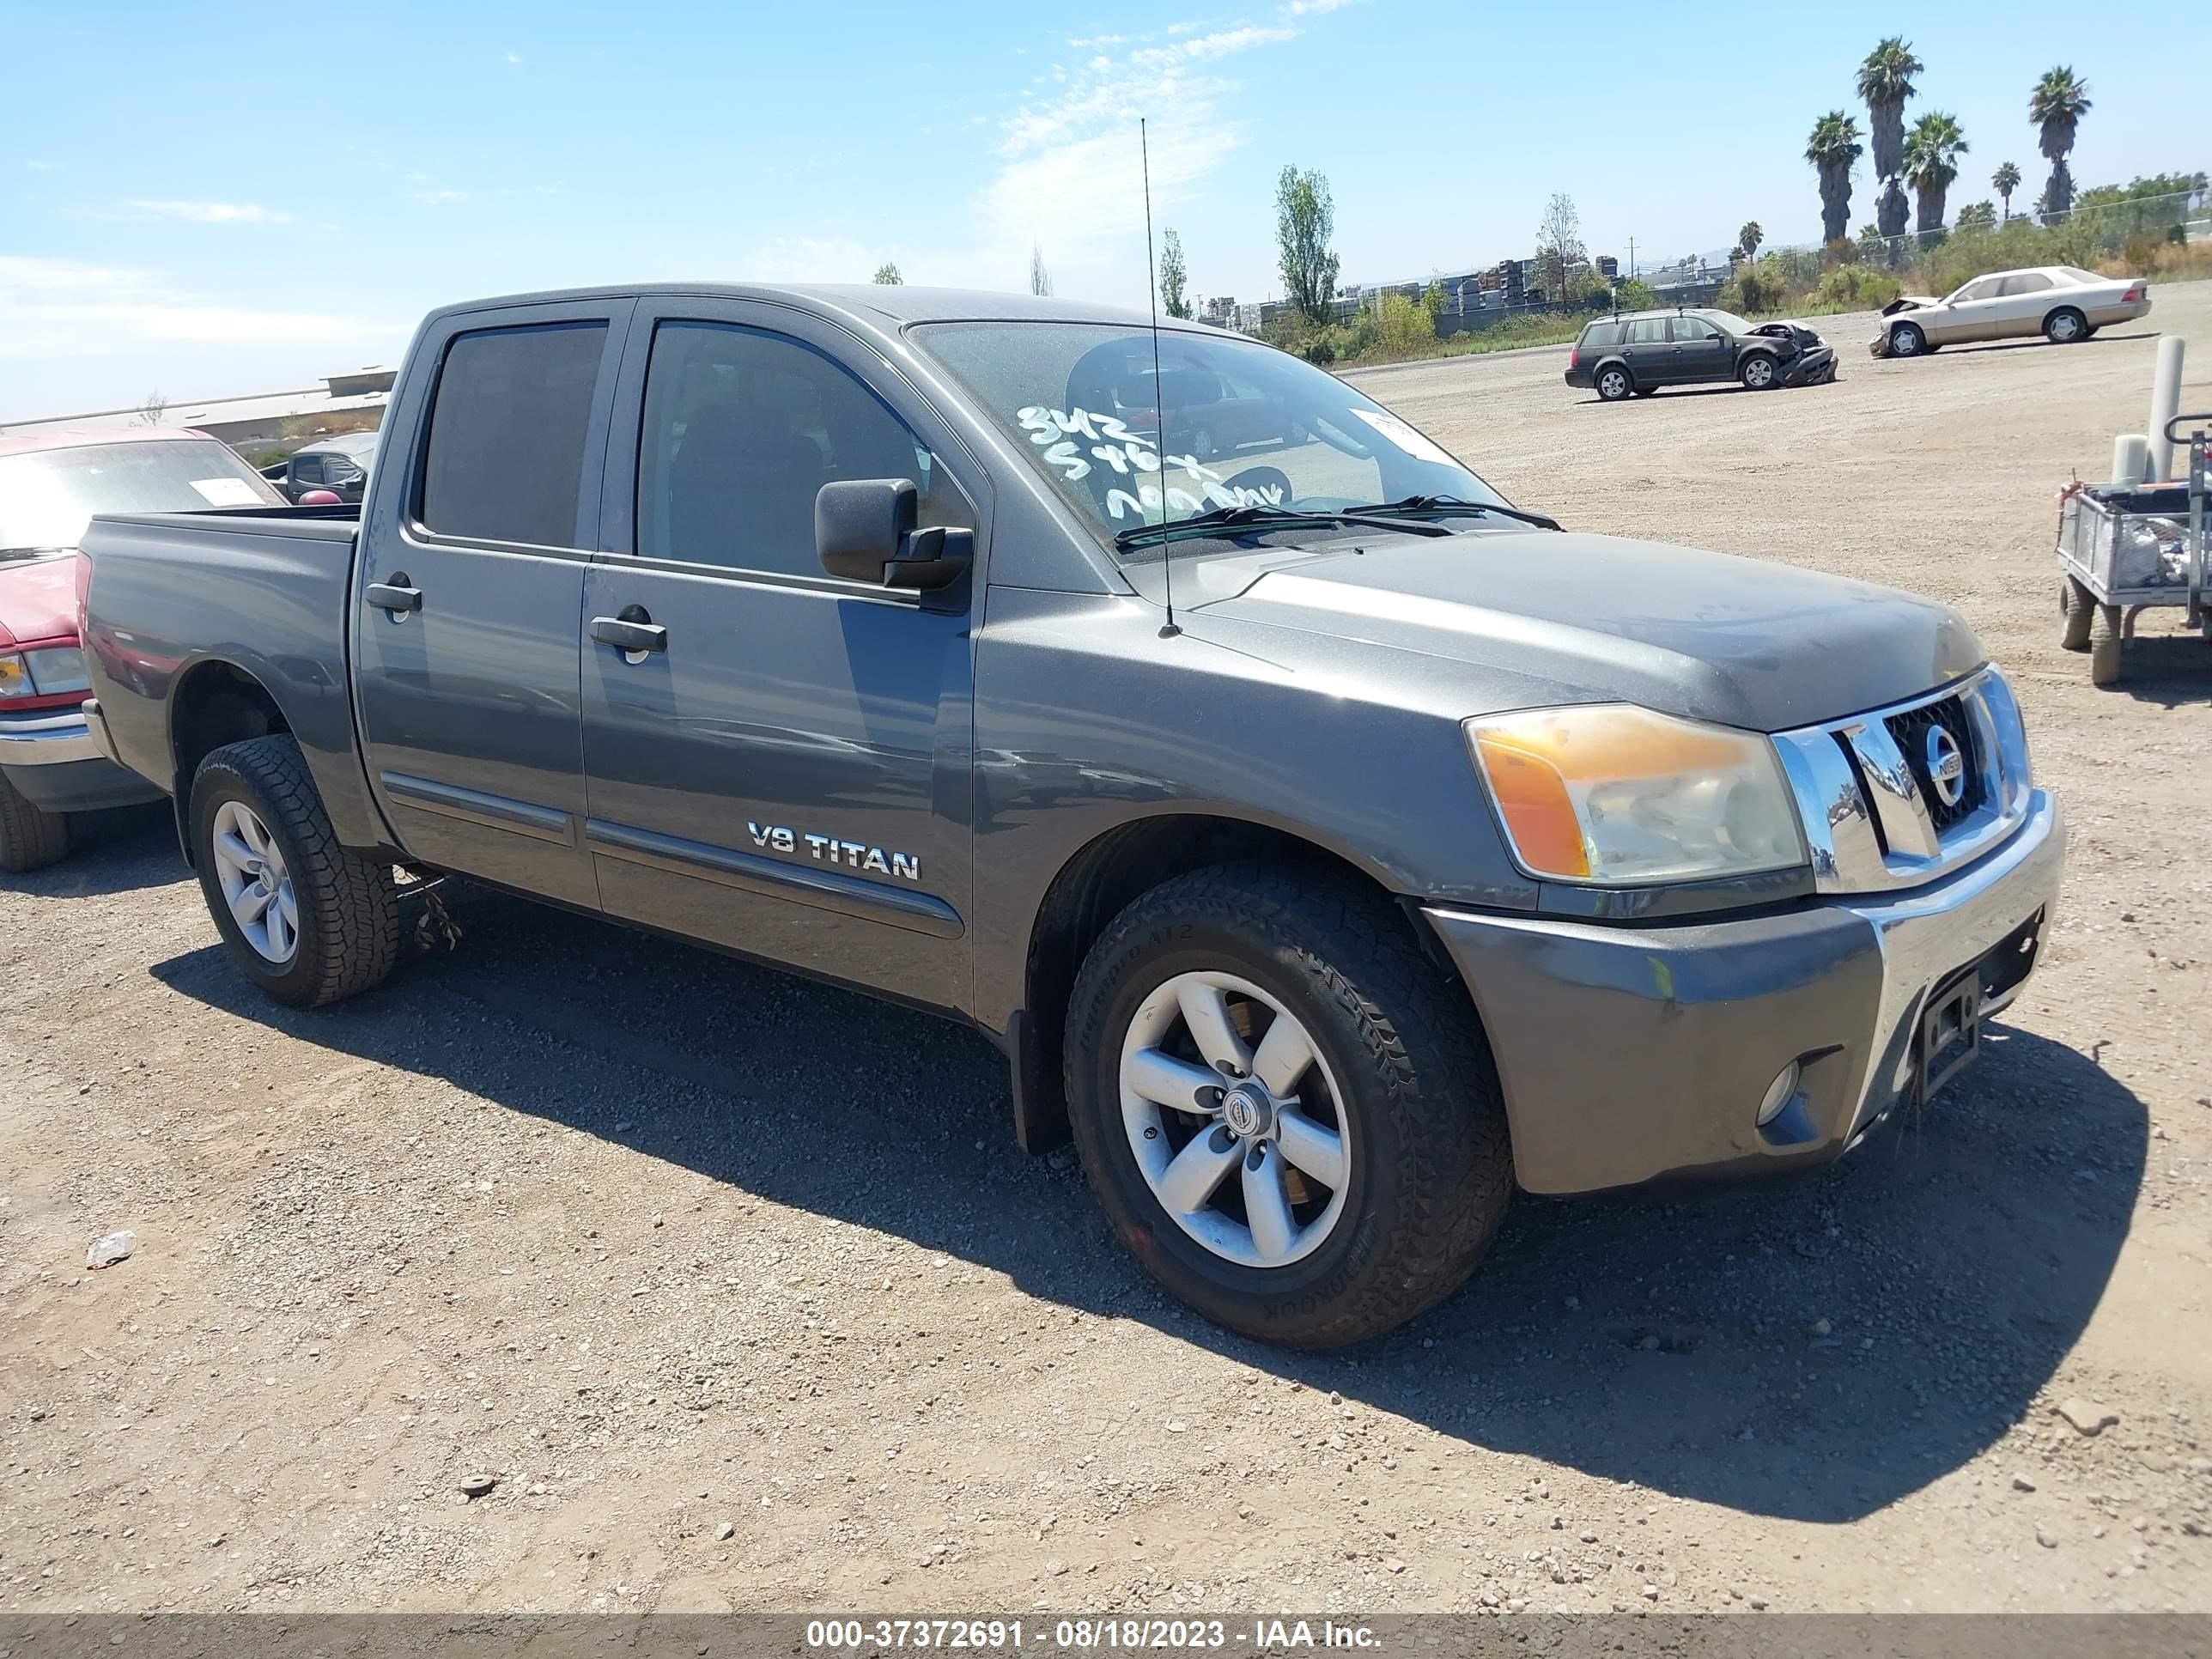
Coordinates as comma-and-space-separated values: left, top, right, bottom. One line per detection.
3, 0, 2205, 421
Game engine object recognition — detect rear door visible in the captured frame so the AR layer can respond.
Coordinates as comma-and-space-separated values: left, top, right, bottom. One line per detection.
1620, 316, 1675, 384
351, 299, 633, 909
1668, 314, 1732, 384
577, 297, 985, 1009
1995, 270, 2056, 334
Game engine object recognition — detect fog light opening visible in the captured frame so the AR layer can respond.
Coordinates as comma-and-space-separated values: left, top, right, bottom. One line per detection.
1756, 1060, 1802, 1128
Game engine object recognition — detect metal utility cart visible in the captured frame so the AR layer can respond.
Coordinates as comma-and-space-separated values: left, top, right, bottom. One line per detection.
2057, 413, 2212, 685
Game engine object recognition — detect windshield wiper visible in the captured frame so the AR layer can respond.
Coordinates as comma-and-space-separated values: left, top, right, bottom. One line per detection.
1113, 502, 1449, 550
1340, 495, 1564, 532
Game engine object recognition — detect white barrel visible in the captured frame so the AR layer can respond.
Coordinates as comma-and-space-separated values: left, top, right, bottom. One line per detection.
2146, 335, 2185, 481
2112, 433, 2149, 488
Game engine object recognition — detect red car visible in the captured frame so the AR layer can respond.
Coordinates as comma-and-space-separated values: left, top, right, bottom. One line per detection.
0, 426, 286, 871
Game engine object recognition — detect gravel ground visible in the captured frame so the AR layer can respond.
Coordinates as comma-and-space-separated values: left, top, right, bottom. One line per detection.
3, 287, 2209, 1617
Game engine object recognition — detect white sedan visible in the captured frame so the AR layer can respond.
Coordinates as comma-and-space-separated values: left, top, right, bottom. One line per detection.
1871, 265, 2150, 356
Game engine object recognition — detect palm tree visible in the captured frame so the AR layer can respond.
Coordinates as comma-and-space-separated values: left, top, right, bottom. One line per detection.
1806, 112, 1864, 246
2028, 66, 2091, 220
1993, 161, 2022, 222
1735, 221, 1764, 261
1904, 112, 1969, 236
1857, 37, 1923, 242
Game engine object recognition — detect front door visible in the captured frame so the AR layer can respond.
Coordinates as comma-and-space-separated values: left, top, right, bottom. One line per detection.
1668, 315, 1732, 384
351, 301, 632, 909
578, 299, 985, 1010
1934, 276, 2003, 342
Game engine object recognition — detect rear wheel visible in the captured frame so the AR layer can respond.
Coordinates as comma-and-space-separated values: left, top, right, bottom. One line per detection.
2090, 603, 2124, 686
2059, 577, 2094, 651
1064, 864, 1513, 1348
1887, 320, 1927, 358
190, 734, 401, 1007
2045, 307, 2088, 344
1739, 353, 1778, 390
1595, 365, 1633, 402
0, 771, 70, 874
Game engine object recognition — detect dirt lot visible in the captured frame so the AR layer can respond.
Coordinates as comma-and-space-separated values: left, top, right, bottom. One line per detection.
4, 287, 2209, 1619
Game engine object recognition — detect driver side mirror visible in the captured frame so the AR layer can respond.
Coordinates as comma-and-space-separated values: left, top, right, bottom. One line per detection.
815, 478, 972, 591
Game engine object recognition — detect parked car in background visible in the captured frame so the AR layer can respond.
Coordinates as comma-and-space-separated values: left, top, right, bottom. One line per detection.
1871, 267, 2151, 357
81, 283, 2061, 1346
0, 427, 283, 871
272, 430, 379, 503
1567, 308, 1837, 402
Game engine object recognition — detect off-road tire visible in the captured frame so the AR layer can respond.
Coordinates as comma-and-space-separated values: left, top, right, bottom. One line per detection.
2089, 602, 2124, 686
2060, 576, 2094, 651
0, 770, 70, 874
1063, 863, 1513, 1348
2045, 307, 2088, 345
1595, 365, 1634, 402
190, 735, 401, 1007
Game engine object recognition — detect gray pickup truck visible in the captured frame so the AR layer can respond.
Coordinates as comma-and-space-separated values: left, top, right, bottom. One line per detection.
80, 284, 2064, 1346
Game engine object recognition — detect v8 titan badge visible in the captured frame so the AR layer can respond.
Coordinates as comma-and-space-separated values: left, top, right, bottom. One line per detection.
748, 821, 920, 881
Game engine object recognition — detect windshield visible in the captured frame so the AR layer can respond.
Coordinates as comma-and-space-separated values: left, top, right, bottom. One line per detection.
913, 321, 1506, 554
1698, 310, 1756, 335
0, 438, 281, 559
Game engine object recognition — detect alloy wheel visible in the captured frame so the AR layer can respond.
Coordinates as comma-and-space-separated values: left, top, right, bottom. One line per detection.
210, 799, 299, 964
1117, 970, 1351, 1268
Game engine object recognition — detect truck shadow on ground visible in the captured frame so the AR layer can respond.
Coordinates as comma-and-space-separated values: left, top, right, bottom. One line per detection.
151, 884, 2146, 1526
2, 801, 181, 899
2107, 633, 2212, 707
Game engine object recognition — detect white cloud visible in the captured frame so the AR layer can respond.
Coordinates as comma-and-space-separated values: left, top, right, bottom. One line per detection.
1066, 32, 1123, 47
985, 20, 1305, 286
125, 200, 289, 225
506, 51, 521, 64
0, 256, 386, 359
1284, 0, 1358, 14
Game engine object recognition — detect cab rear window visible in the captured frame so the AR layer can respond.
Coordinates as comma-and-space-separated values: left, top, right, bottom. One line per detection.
1581, 321, 1623, 349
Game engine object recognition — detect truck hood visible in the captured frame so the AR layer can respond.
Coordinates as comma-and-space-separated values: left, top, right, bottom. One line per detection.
1188, 529, 1983, 732
0, 555, 82, 647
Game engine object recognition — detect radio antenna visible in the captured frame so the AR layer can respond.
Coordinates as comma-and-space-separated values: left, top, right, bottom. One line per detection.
1140, 117, 1178, 637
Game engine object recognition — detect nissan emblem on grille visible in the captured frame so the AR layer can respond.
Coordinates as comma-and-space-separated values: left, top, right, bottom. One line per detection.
1924, 724, 1966, 809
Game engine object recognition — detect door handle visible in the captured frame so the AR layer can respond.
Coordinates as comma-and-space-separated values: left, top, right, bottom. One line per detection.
591, 610, 667, 654
365, 579, 422, 614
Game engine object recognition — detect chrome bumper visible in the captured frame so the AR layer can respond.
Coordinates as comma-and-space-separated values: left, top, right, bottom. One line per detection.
0, 707, 103, 768
1833, 787, 2065, 1143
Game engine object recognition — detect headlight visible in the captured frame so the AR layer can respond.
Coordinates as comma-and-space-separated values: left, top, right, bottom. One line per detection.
0, 653, 31, 701
1467, 704, 1807, 885
21, 646, 88, 696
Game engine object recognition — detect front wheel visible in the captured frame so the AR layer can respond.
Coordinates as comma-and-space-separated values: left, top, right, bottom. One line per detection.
0, 770, 70, 874
1063, 864, 1513, 1348
1739, 354, 1778, 390
1595, 365, 1633, 402
190, 734, 402, 1007
1888, 321, 1927, 358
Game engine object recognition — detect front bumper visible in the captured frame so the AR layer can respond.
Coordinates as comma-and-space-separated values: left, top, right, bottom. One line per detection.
0, 706, 164, 811
1424, 789, 2064, 1194
1782, 347, 1837, 386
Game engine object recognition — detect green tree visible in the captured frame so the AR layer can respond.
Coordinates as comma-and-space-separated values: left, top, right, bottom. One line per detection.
1857, 37, 1923, 241
1274, 165, 1340, 325
1992, 161, 2022, 222
872, 262, 902, 285
1904, 112, 1969, 235
1611, 277, 1657, 311
2028, 66, 2091, 219
1420, 278, 1446, 319
1735, 221, 1764, 261
1534, 192, 1585, 301
1954, 200, 1997, 234
1805, 111, 1864, 246
1158, 228, 1192, 319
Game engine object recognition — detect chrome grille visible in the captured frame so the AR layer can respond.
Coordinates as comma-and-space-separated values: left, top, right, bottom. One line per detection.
1771, 668, 2033, 895
1884, 695, 1983, 833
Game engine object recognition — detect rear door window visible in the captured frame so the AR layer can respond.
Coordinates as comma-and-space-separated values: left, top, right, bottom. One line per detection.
418, 320, 608, 549
1998, 272, 2054, 296
290, 454, 325, 487
1627, 319, 1668, 343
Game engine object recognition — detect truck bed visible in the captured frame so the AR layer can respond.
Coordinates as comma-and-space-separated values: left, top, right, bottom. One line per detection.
79, 506, 391, 852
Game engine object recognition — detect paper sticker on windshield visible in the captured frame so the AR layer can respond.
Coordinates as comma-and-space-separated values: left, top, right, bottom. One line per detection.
190, 477, 264, 507
1347, 407, 1458, 470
